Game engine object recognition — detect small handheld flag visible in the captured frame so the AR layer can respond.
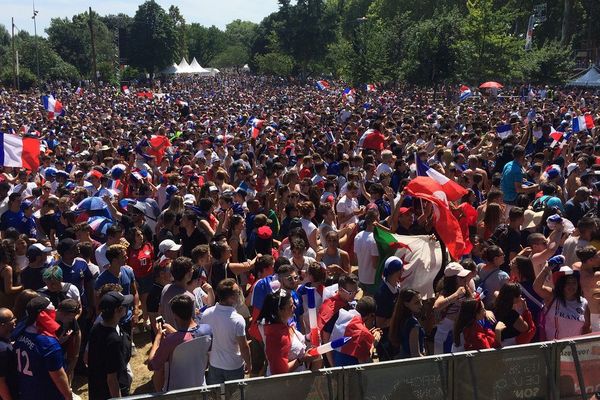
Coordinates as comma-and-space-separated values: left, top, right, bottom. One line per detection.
306, 287, 320, 347
459, 85, 472, 102
316, 80, 330, 91
366, 84, 377, 92
41, 95, 65, 120
306, 337, 351, 357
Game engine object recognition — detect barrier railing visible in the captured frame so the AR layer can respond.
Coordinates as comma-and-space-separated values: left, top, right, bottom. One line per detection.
120, 334, 600, 400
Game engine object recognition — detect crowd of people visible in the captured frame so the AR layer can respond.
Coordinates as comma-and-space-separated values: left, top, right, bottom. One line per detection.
0, 74, 598, 399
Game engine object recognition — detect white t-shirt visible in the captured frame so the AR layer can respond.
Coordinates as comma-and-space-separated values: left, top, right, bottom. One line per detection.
375, 163, 393, 178
200, 303, 246, 370
336, 196, 359, 228
95, 243, 109, 270
563, 236, 589, 267
353, 230, 379, 285
300, 218, 317, 240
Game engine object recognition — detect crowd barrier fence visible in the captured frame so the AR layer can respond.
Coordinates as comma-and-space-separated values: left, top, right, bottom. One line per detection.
121, 334, 600, 400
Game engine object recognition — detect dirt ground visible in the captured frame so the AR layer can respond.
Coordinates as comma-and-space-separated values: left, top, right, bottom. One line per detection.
73, 331, 155, 400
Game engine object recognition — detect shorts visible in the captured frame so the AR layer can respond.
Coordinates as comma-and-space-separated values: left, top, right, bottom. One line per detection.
136, 275, 154, 295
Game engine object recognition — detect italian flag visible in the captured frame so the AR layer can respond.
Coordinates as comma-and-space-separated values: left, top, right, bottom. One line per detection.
373, 227, 443, 299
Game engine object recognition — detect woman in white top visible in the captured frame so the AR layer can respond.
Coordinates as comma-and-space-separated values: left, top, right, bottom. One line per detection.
297, 201, 318, 252
534, 265, 590, 340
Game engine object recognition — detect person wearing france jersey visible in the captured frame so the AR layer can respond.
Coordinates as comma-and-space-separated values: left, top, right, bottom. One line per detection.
56, 239, 95, 318
12, 296, 73, 400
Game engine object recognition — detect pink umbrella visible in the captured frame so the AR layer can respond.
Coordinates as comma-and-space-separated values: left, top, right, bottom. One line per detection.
479, 81, 503, 89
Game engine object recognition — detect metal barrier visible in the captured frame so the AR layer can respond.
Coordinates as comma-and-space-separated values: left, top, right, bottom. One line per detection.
120, 335, 600, 400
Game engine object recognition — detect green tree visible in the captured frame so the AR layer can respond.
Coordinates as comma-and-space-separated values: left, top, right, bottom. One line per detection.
187, 24, 227, 66
46, 11, 117, 80
16, 33, 80, 82
168, 6, 188, 62
224, 20, 257, 49
513, 40, 574, 84
400, 9, 461, 86
213, 45, 250, 69
255, 52, 295, 76
129, 0, 177, 74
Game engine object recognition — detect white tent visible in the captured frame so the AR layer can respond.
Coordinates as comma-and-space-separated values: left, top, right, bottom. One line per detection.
189, 58, 212, 76
208, 68, 220, 75
161, 63, 179, 74
177, 58, 192, 74
242, 64, 250, 72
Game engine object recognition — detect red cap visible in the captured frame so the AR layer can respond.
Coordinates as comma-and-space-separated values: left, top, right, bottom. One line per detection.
398, 207, 411, 214
88, 170, 103, 180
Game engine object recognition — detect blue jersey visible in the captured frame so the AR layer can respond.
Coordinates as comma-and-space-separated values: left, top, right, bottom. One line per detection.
13, 330, 64, 400
95, 267, 135, 323
58, 258, 93, 306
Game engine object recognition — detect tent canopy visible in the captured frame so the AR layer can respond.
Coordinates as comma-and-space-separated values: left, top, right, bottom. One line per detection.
177, 58, 192, 74
567, 65, 600, 87
189, 58, 212, 76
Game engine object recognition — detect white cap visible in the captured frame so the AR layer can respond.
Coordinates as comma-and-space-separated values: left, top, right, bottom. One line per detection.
444, 262, 470, 278
183, 194, 196, 205
159, 239, 181, 254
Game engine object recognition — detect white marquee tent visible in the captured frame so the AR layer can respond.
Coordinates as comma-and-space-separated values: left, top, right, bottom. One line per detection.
161, 57, 220, 76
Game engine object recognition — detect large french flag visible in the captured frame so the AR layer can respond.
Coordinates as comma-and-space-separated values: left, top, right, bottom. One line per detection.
41, 95, 65, 120
459, 85, 472, 101
496, 124, 512, 139
330, 308, 373, 361
415, 154, 467, 202
572, 114, 595, 132
0, 133, 40, 171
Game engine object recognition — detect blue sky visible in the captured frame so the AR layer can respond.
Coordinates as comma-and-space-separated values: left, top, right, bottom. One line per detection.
2, 0, 280, 35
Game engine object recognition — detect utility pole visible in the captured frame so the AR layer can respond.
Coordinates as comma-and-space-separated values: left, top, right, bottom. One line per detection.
11, 18, 16, 90
32, 0, 39, 81
88, 7, 99, 95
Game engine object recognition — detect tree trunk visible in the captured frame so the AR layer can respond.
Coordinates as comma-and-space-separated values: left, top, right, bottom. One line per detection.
561, 0, 574, 45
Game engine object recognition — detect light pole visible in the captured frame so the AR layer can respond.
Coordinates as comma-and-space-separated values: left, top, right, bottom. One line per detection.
32, 0, 40, 81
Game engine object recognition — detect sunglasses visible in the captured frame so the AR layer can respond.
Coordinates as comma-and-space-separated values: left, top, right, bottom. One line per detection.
340, 287, 357, 296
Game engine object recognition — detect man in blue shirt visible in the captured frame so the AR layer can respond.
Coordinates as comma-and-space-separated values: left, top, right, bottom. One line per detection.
57, 238, 95, 317
500, 145, 539, 205
0, 193, 25, 235
12, 296, 72, 400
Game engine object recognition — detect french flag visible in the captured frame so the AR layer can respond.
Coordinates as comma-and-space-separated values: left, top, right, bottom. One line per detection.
496, 124, 512, 139
75, 87, 83, 96
329, 308, 374, 361
316, 80, 330, 91
572, 114, 595, 132
250, 118, 264, 139
415, 154, 467, 202
122, 85, 130, 95
366, 84, 377, 92
325, 130, 336, 144
459, 85, 472, 101
0, 133, 40, 171
41, 95, 65, 120
342, 87, 355, 97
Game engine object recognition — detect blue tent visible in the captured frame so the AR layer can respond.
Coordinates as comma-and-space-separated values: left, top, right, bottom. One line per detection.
566, 65, 600, 87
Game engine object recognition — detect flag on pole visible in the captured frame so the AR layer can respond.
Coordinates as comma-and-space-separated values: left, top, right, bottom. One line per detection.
0, 133, 40, 171
316, 80, 330, 91
459, 85, 472, 101
342, 87, 355, 98
373, 228, 443, 298
404, 177, 466, 260
415, 154, 467, 201
572, 115, 594, 132
75, 87, 83, 96
525, 14, 535, 50
41, 95, 65, 120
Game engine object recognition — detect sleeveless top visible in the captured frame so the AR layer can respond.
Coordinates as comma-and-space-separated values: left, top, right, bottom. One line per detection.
544, 297, 588, 340
321, 249, 342, 267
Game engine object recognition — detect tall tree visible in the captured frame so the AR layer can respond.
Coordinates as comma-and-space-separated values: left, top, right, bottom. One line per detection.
187, 24, 227, 66
129, 0, 177, 74
168, 5, 188, 62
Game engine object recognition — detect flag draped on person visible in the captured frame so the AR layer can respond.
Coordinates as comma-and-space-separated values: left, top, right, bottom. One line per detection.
0, 133, 41, 171
147, 135, 171, 164
329, 308, 374, 361
459, 85, 472, 101
373, 228, 443, 298
404, 176, 466, 260
414, 154, 468, 201
41, 95, 65, 120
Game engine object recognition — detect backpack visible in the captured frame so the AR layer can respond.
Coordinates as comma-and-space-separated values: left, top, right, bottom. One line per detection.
487, 224, 510, 247
532, 195, 552, 212
39, 283, 72, 308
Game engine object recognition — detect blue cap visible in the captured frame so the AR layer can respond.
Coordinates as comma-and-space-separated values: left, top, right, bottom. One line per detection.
383, 256, 404, 278
166, 185, 178, 196
44, 167, 57, 178
20, 200, 33, 210
548, 255, 565, 271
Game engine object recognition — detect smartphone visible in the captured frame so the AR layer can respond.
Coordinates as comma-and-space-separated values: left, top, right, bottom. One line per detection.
155, 316, 164, 331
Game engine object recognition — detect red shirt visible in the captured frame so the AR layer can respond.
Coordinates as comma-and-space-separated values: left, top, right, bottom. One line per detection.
361, 129, 385, 151
463, 322, 500, 351
264, 323, 291, 375
127, 242, 154, 278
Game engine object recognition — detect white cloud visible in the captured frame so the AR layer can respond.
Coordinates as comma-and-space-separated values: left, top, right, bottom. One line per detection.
1, 0, 279, 35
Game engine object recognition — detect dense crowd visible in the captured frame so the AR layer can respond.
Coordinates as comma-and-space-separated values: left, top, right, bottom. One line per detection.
0, 75, 598, 399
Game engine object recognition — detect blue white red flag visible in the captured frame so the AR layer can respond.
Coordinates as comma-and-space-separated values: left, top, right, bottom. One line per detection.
41, 95, 65, 120
459, 85, 472, 101
414, 154, 467, 202
316, 80, 330, 91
